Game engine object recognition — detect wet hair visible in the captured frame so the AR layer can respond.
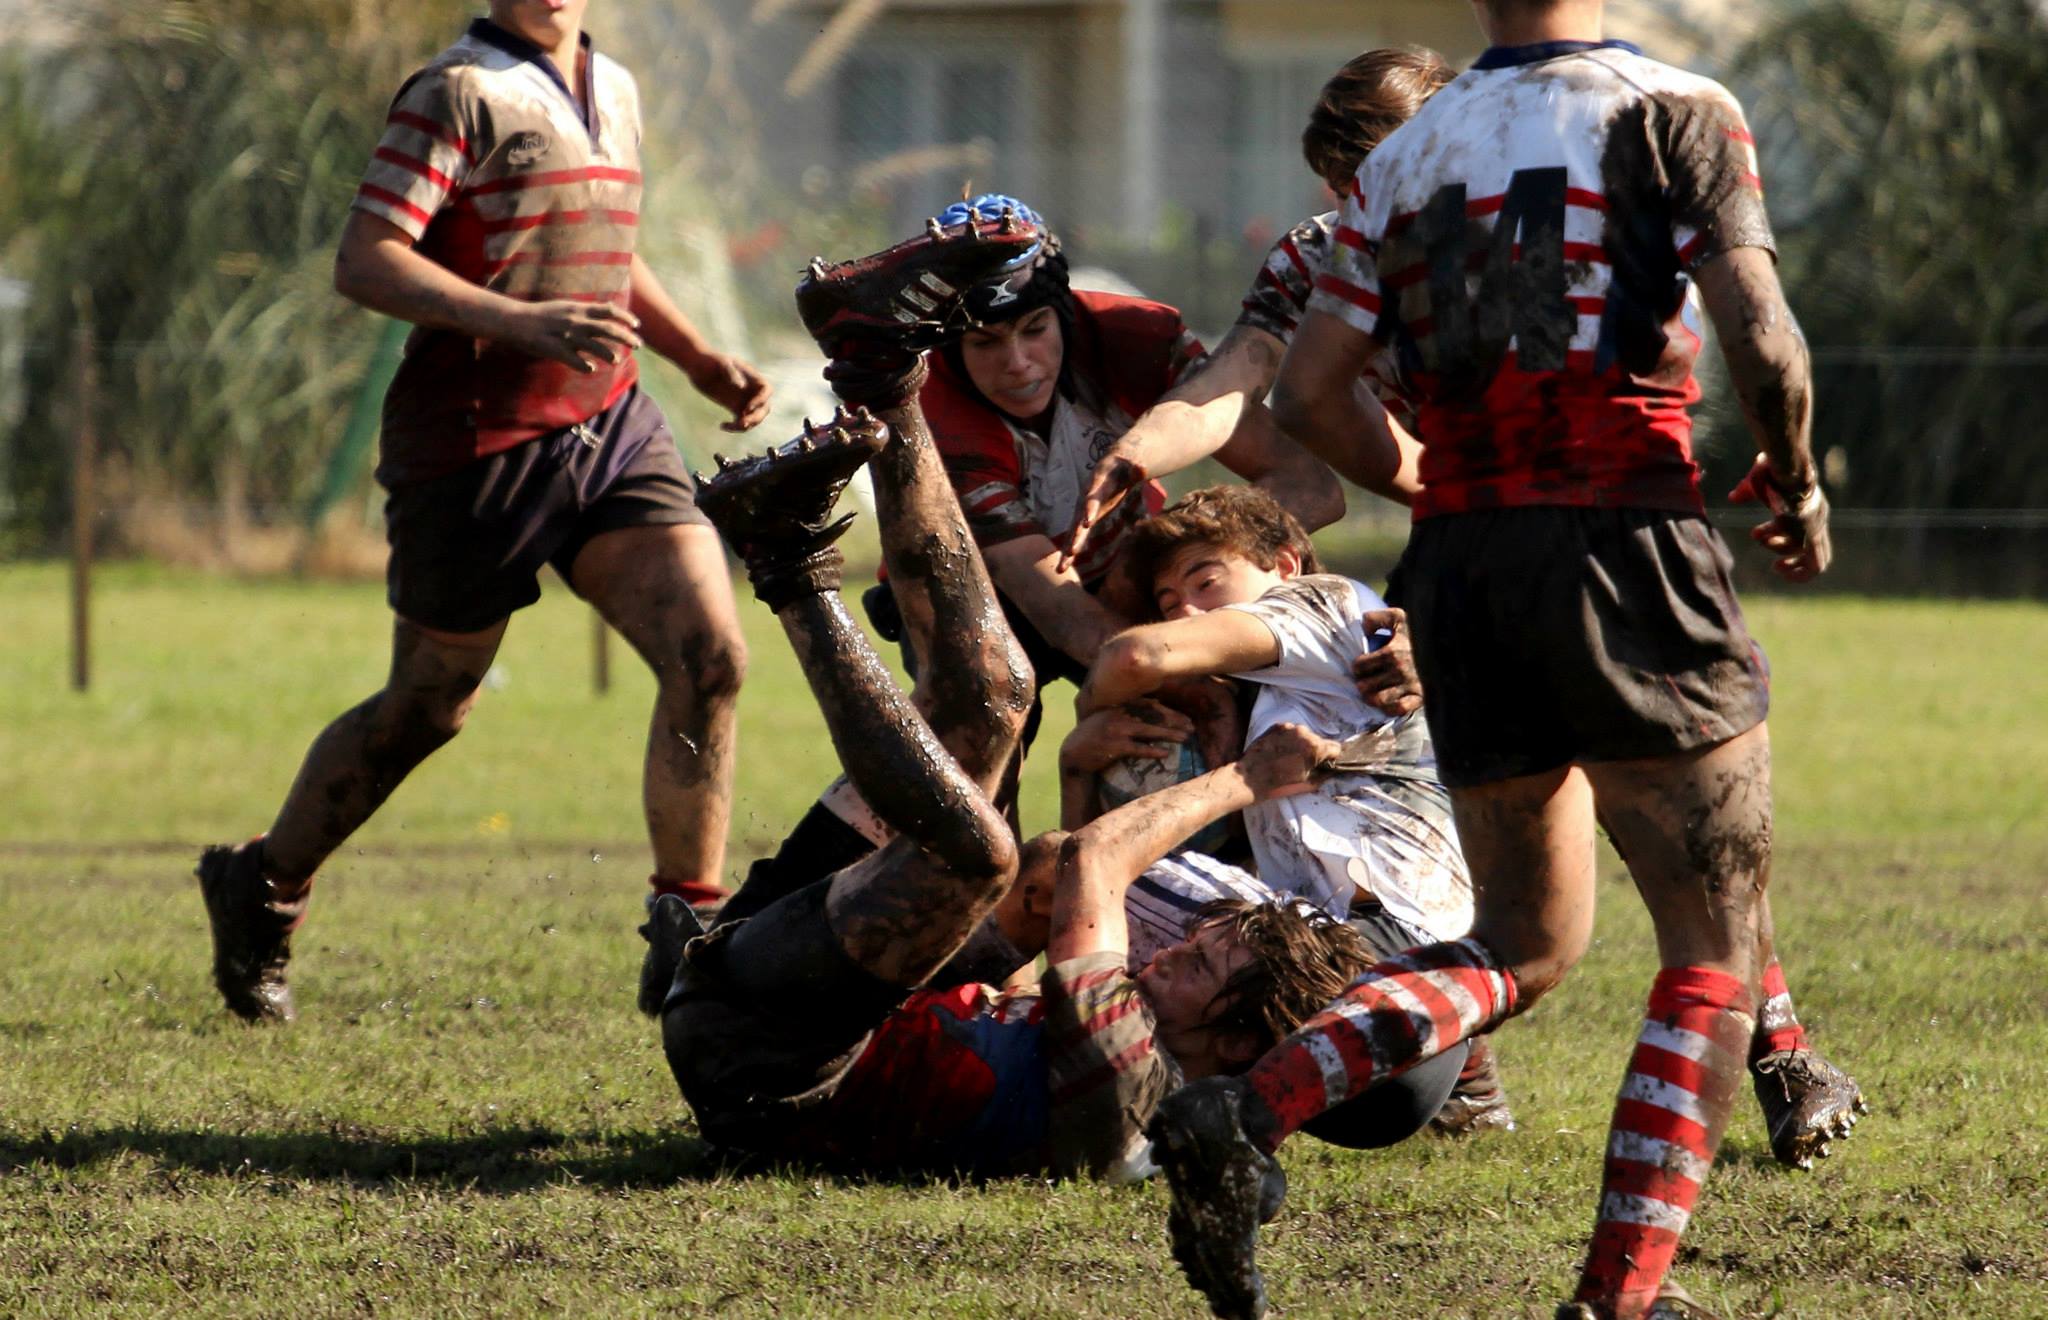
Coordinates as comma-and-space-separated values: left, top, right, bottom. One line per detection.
1122, 484, 1323, 604
1301, 46, 1455, 192
1192, 899, 1375, 1056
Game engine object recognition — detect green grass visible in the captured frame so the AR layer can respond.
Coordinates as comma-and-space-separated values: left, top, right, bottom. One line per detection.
2, 562, 2046, 1317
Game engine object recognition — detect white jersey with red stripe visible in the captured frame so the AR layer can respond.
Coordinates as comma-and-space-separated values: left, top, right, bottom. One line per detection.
1309, 40, 1774, 520
351, 19, 645, 484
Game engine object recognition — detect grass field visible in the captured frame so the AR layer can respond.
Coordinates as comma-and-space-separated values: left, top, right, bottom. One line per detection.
3, 561, 2046, 1318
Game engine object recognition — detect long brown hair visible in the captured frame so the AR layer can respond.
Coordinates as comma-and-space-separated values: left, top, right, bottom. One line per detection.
1301, 46, 1456, 193
1193, 899, 1374, 1056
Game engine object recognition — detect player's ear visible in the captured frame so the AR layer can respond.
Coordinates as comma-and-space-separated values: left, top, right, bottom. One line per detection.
1275, 545, 1303, 580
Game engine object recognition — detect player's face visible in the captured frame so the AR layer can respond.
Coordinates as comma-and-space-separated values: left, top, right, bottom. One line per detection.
1152, 543, 1297, 619
491, 0, 587, 47
960, 307, 1062, 420
1137, 921, 1254, 1038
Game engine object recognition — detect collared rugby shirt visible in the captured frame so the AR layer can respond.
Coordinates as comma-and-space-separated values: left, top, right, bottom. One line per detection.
1310, 41, 1775, 519
352, 19, 645, 484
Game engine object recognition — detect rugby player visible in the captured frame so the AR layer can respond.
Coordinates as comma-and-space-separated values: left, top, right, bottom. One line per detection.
650, 218, 1377, 1179
1149, 5, 1859, 1318
195, 0, 770, 1024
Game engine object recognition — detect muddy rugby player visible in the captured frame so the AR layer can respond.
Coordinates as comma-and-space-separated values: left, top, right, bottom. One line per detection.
646, 215, 1382, 1180
197, 0, 771, 1024
1149, 4, 1861, 1318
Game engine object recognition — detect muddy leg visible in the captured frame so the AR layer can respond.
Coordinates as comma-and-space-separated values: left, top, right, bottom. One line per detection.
569, 523, 747, 892
862, 398, 1034, 793
262, 617, 505, 887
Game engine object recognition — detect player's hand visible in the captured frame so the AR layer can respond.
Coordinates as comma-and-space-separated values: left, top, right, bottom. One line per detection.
504, 300, 642, 372
1238, 722, 1342, 800
1055, 446, 1149, 573
1058, 700, 1194, 776
1729, 453, 1832, 582
687, 353, 774, 433
1352, 606, 1423, 716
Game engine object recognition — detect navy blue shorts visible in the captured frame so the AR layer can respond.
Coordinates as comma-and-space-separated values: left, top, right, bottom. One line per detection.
382, 387, 708, 633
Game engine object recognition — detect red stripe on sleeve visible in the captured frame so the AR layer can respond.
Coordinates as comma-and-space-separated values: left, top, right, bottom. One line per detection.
388, 110, 474, 162
373, 146, 457, 193
1726, 128, 1755, 145
1279, 236, 1310, 278
1313, 272, 1381, 315
1333, 225, 1372, 253
355, 183, 433, 229
481, 208, 641, 234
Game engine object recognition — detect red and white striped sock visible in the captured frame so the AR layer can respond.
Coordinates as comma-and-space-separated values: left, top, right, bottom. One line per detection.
1573, 966, 1756, 1319
1750, 958, 1810, 1060
1243, 937, 1516, 1150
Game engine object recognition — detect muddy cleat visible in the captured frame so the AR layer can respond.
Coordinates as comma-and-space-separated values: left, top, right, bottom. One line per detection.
697, 408, 890, 608
1149, 1077, 1287, 1320
1430, 1036, 1517, 1136
795, 211, 1045, 359
1752, 1047, 1867, 1170
637, 893, 709, 1018
195, 841, 308, 1024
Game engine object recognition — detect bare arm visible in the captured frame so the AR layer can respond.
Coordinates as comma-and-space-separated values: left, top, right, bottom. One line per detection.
1054, 326, 1280, 569
333, 209, 640, 371
983, 535, 1134, 666
1075, 611, 1281, 718
1046, 724, 1338, 964
628, 255, 771, 432
1695, 247, 1831, 581
1268, 309, 1423, 507
1211, 399, 1346, 532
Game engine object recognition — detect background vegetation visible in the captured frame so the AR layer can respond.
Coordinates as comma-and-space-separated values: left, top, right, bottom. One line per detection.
2, 0, 2045, 584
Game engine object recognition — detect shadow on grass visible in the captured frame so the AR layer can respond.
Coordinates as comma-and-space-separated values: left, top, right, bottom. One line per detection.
0, 1123, 751, 1192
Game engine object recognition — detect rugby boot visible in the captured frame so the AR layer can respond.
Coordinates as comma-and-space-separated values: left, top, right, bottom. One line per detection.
695, 408, 890, 609
1555, 1281, 1723, 1320
795, 206, 1045, 358
195, 840, 307, 1024
1149, 1076, 1288, 1320
637, 892, 709, 1018
1752, 1046, 1867, 1170
1430, 1035, 1518, 1136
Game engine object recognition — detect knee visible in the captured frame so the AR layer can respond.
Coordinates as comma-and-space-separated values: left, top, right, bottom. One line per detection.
1476, 923, 1591, 1013
948, 800, 1019, 901
668, 628, 748, 707
375, 685, 477, 754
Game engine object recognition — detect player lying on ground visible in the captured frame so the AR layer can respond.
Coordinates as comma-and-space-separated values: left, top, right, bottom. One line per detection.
647, 220, 1381, 1177
196, 0, 770, 1025
1150, 4, 1862, 1317
1073, 484, 1513, 1133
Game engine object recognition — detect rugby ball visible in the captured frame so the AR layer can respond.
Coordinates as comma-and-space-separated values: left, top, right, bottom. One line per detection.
1097, 740, 1231, 855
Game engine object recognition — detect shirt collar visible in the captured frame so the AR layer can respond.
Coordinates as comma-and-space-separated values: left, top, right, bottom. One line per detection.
1472, 38, 1643, 70
467, 17, 600, 143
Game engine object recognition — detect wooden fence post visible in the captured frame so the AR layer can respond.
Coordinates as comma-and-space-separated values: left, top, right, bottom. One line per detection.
70, 298, 96, 693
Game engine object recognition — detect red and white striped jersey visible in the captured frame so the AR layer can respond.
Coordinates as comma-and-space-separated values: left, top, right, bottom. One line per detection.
351, 19, 645, 484
1310, 41, 1774, 519
1236, 212, 1416, 428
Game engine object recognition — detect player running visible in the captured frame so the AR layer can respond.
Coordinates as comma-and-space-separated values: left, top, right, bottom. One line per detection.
1150, 7, 1858, 1318
650, 218, 1376, 1179
195, 0, 770, 1024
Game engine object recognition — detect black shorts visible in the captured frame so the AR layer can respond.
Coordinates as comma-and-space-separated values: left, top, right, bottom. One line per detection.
661, 855, 908, 1155
1403, 507, 1769, 788
382, 387, 709, 633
